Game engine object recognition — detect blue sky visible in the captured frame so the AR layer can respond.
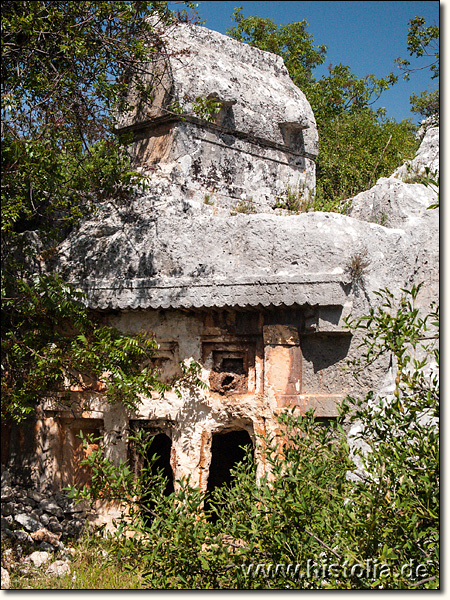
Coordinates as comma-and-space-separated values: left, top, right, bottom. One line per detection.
188, 1, 440, 123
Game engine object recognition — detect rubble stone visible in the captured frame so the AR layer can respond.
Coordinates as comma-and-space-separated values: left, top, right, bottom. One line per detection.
28, 490, 45, 503
1, 488, 13, 502
12, 530, 33, 543
40, 499, 64, 518
25, 551, 51, 568
1, 566, 10, 589
14, 513, 43, 533
30, 527, 61, 548
45, 560, 71, 578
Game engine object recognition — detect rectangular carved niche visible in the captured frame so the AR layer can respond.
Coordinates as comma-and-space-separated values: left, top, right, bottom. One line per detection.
147, 341, 180, 383
202, 340, 257, 396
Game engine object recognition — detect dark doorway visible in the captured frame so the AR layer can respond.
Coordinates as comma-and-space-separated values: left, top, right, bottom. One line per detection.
142, 433, 174, 523
205, 429, 253, 521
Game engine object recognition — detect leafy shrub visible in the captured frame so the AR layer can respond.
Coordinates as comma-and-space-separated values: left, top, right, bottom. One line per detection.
231, 198, 256, 214
1, 274, 169, 420
274, 184, 313, 213
314, 109, 418, 211
68, 284, 438, 589
346, 248, 371, 284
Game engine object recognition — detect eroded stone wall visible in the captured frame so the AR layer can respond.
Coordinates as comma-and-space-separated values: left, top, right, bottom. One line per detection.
2, 304, 362, 516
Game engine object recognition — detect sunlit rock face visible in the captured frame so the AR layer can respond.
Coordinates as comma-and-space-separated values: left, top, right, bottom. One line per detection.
2, 23, 438, 522
116, 22, 318, 214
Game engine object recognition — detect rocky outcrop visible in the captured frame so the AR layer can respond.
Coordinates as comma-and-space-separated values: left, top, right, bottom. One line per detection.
1, 467, 87, 549
391, 126, 438, 182
416, 115, 439, 140
348, 128, 439, 228
54, 130, 439, 319
115, 22, 318, 214
346, 127, 439, 310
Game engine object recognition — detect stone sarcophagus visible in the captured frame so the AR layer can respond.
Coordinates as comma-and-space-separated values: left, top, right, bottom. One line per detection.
116, 22, 318, 214
1, 22, 439, 525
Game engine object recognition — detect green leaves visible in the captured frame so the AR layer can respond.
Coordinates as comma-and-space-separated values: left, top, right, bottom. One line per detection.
1, 2, 198, 420
395, 16, 439, 81
1, 273, 169, 419
227, 8, 417, 211
410, 89, 439, 120
342, 286, 439, 586
191, 96, 223, 121
227, 7, 327, 91
1, 1, 182, 240
394, 16, 439, 120
67, 286, 438, 589
314, 109, 417, 209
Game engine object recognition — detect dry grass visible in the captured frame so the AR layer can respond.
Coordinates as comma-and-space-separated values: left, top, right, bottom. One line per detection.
7, 536, 147, 590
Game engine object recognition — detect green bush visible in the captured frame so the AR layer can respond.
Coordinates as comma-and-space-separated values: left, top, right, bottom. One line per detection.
69, 284, 438, 589
227, 10, 421, 212
314, 109, 418, 211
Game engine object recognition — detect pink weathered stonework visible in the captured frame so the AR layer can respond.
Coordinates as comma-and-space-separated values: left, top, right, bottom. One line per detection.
1, 24, 439, 529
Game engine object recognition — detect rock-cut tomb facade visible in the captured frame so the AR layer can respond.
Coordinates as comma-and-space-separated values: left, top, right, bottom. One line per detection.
1, 23, 439, 523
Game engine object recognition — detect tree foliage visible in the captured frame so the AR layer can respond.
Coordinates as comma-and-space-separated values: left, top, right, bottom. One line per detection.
228, 7, 327, 89
1, 274, 170, 420
1, 1, 203, 236
394, 16, 439, 121
315, 109, 416, 209
409, 89, 439, 120
395, 16, 439, 81
1, 1, 198, 420
70, 284, 439, 589
227, 8, 420, 209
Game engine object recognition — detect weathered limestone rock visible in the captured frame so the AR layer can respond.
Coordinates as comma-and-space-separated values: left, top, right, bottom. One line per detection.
1, 486, 13, 503
45, 560, 71, 578
39, 499, 64, 518
415, 115, 439, 141
55, 185, 438, 320
1, 566, 10, 589
348, 178, 436, 228
14, 513, 43, 533
116, 22, 318, 213
25, 551, 51, 568
46, 119, 438, 496
30, 527, 61, 548
349, 127, 439, 229
392, 126, 439, 180
12, 530, 33, 543
346, 127, 439, 311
